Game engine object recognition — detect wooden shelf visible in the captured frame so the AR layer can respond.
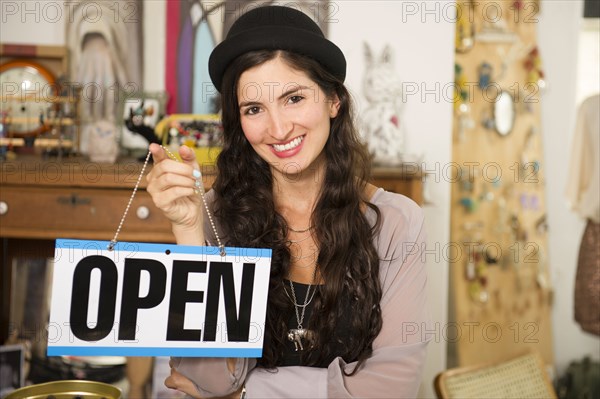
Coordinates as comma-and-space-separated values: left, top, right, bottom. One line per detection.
2, 95, 80, 103
0, 138, 25, 146
5, 117, 76, 126
0, 44, 68, 78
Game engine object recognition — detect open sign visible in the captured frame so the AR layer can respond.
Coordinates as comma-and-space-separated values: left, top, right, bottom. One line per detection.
48, 240, 272, 357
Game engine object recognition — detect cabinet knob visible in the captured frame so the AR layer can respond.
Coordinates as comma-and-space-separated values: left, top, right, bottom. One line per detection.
136, 206, 150, 220
0, 201, 7, 215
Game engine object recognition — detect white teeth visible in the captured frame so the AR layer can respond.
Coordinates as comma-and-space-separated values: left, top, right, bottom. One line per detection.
273, 136, 303, 152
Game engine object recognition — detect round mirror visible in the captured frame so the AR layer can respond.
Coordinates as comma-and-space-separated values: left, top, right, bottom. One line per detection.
0, 60, 56, 136
493, 90, 515, 136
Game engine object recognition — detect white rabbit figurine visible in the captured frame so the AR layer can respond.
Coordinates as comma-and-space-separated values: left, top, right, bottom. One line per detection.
360, 43, 405, 166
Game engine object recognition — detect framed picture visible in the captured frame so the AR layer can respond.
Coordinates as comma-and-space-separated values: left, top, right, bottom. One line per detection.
120, 91, 168, 151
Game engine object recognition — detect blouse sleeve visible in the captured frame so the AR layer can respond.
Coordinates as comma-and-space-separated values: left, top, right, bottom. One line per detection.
245, 192, 432, 398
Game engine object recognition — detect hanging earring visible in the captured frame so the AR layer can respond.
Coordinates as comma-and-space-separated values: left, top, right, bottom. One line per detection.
454, 64, 475, 142
524, 46, 546, 90
478, 62, 493, 89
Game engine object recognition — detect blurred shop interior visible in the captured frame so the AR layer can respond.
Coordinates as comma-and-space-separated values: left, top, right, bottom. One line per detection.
0, 0, 598, 398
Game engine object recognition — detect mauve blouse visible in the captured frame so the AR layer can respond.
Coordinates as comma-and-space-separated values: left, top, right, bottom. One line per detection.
171, 188, 432, 398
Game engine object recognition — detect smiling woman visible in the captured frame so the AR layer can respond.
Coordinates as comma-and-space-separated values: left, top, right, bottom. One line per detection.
146, 5, 431, 398
237, 57, 339, 178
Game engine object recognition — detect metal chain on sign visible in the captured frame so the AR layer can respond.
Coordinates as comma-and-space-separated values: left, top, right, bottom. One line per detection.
107, 146, 226, 257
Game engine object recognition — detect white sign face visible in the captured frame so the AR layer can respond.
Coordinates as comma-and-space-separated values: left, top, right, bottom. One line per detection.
48, 239, 272, 358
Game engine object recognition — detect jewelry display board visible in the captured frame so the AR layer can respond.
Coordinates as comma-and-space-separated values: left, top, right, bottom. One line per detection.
449, 0, 553, 367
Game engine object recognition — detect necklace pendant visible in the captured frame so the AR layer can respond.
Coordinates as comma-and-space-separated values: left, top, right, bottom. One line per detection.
287, 328, 313, 351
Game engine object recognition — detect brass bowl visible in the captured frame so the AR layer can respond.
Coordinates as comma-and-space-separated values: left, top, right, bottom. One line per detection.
5, 380, 121, 399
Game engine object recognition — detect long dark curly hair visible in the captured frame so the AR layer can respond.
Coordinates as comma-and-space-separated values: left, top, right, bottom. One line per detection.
212, 50, 383, 374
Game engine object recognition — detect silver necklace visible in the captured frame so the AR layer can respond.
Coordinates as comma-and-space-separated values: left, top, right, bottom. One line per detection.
288, 225, 313, 233
286, 233, 313, 244
290, 250, 318, 269
107, 146, 225, 257
284, 279, 318, 308
285, 268, 317, 351
290, 246, 318, 261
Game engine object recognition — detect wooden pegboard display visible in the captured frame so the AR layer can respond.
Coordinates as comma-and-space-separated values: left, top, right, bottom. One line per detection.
448, 0, 553, 368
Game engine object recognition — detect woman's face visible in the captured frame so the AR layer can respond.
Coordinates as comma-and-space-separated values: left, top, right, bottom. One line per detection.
237, 56, 339, 178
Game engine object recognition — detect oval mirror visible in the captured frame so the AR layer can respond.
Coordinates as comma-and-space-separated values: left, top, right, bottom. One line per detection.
494, 90, 515, 136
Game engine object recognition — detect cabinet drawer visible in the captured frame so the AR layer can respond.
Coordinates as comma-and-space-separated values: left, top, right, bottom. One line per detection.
0, 186, 174, 242
372, 178, 424, 205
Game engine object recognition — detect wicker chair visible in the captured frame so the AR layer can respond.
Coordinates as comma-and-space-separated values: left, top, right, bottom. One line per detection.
434, 351, 557, 399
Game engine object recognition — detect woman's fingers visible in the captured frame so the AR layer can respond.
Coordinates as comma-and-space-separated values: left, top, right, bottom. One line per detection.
179, 144, 199, 170
146, 144, 204, 228
148, 171, 196, 194
165, 364, 244, 399
165, 366, 203, 399
147, 165, 200, 212
150, 143, 198, 170
149, 143, 168, 163
147, 157, 198, 190
151, 186, 197, 210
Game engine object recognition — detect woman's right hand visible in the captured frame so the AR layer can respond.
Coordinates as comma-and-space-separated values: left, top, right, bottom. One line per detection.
165, 358, 244, 399
146, 144, 205, 238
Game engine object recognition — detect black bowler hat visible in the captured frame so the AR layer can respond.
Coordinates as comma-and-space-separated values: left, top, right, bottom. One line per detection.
208, 5, 346, 92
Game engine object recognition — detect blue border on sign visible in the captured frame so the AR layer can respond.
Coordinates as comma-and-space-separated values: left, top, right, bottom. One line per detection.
55, 239, 272, 259
47, 346, 262, 357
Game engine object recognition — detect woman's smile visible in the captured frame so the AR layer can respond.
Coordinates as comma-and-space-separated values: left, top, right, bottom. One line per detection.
271, 135, 305, 157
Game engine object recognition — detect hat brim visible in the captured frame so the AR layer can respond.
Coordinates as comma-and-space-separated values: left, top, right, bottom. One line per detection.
209, 25, 346, 92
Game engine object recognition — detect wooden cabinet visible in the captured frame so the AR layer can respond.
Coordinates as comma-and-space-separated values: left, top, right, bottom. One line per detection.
0, 160, 423, 243
2, 186, 167, 240
0, 157, 216, 244
371, 166, 424, 205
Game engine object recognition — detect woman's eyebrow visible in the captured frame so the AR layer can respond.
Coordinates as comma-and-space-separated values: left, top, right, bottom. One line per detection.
239, 85, 312, 108
239, 100, 261, 108
277, 85, 311, 100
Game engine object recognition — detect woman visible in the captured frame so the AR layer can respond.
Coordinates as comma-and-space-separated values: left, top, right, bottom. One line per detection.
147, 5, 430, 398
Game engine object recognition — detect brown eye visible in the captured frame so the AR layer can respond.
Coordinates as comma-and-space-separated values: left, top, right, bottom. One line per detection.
244, 106, 261, 115
288, 95, 304, 104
